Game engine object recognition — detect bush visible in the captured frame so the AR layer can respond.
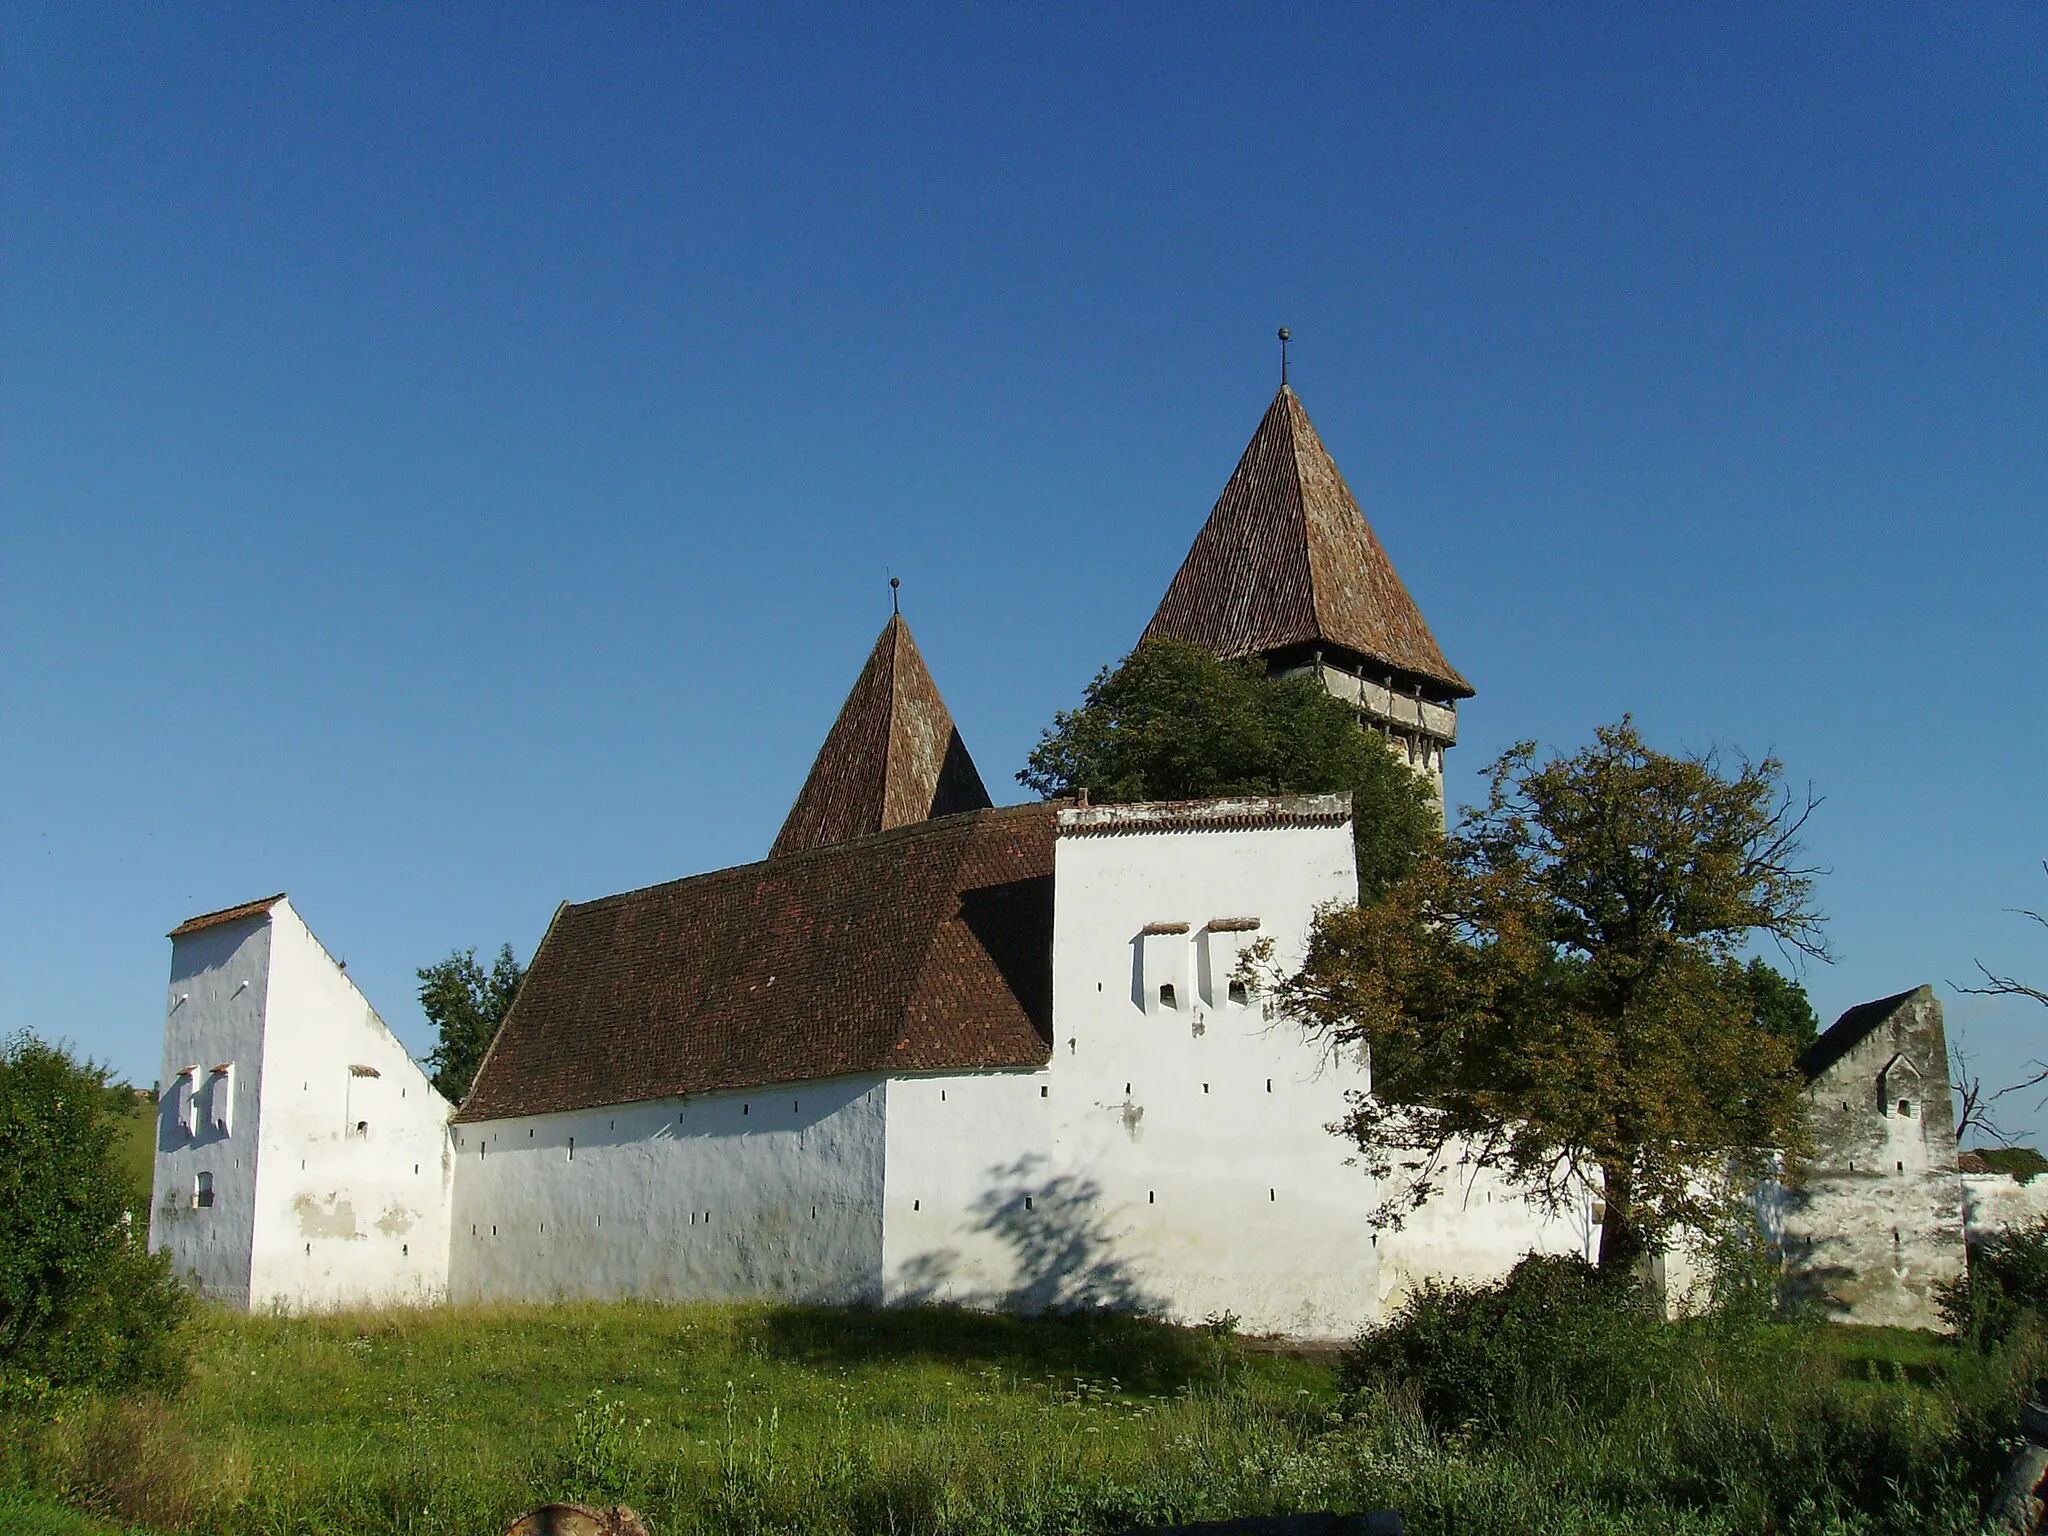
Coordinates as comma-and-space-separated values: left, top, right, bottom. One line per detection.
1976, 1146, 2048, 1185
0, 1035, 190, 1391
1939, 1216, 2048, 1349
1340, 1254, 1668, 1427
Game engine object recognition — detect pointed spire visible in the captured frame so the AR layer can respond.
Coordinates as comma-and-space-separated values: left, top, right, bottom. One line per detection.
1142, 386, 1472, 698
770, 613, 994, 858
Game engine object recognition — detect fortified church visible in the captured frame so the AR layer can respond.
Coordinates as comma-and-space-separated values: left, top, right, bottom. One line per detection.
150, 384, 2021, 1334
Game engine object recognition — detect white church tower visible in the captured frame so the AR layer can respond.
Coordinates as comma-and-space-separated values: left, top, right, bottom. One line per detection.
151, 895, 454, 1310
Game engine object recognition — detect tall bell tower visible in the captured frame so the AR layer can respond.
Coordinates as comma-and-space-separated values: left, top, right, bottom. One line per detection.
1141, 384, 1472, 808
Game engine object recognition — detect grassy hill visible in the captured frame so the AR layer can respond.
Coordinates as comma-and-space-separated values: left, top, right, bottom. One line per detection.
1, 1299, 2035, 1536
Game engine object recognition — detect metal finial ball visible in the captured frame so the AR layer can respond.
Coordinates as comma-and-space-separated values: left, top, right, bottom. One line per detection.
890, 577, 900, 590
1278, 327, 1290, 342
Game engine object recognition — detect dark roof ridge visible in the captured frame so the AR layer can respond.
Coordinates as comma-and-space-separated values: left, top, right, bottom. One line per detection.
168, 893, 288, 938
1796, 984, 1935, 1080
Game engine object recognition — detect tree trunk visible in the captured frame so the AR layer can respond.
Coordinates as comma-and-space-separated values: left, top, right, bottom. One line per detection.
1596, 1162, 1645, 1278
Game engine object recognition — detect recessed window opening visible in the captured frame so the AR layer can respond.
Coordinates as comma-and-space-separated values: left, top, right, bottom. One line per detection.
913, 1199, 920, 1211
793, 1100, 799, 1112
1024, 1196, 1033, 1210
355, 1120, 368, 1136
1269, 1189, 1276, 1202
941, 1089, 946, 1101
1897, 1161, 1904, 1171
1228, 982, 1249, 1006
1898, 1099, 1913, 1117
1124, 1082, 1131, 1094
568, 1138, 575, 1161
402, 1244, 408, 1257
743, 1104, 749, 1115
194, 1172, 214, 1209
1148, 1191, 1155, 1204
529, 1128, 534, 1137
413, 1163, 419, 1174
1202, 1083, 1209, 1094
1040, 1085, 1049, 1098
1158, 983, 1177, 1009
1265, 1079, 1272, 1093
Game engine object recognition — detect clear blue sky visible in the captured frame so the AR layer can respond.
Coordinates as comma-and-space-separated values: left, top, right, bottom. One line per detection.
5, 6, 2044, 1141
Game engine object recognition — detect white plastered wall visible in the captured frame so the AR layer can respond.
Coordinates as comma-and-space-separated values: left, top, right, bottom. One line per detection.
449, 1076, 888, 1304
1375, 1163, 1597, 1311
152, 915, 273, 1307
1963, 1174, 2048, 1246
886, 808, 1385, 1338
246, 900, 454, 1310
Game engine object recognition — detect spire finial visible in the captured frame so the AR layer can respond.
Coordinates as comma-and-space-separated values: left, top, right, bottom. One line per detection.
889, 575, 901, 616
1278, 327, 1291, 388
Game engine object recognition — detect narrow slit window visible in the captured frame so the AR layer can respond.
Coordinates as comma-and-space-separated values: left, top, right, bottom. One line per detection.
194, 1171, 214, 1209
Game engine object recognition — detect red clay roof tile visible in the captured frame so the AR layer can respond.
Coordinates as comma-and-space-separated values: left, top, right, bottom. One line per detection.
771, 614, 993, 858
1143, 387, 1472, 699
457, 804, 1053, 1122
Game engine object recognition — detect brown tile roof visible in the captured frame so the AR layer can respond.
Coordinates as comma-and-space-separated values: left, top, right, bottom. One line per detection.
456, 803, 1054, 1122
168, 893, 286, 938
770, 613, 994, 858
1143, 387, 1473, 699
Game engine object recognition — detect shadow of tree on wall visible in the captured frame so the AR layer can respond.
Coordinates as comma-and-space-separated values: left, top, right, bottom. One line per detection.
1766, 1185, 1863, 1319
753, 1156, 1195, 1385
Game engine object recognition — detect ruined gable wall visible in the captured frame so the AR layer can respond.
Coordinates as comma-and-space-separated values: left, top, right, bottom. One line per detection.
1778, 988, 1964, 1329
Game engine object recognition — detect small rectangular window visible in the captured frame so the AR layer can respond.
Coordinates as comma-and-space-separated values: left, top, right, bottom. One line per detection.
1158, 983, 1177, 1009
208, 1064, 234, 1136
175, 1068, 199, 1136
194, 1171, 214, 1209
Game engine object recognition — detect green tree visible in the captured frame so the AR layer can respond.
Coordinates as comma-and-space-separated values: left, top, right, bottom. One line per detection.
1269, 719, 1827, 1278
0, 1034, 190, 1390
419, 945, 524, 1103
1744, 958, 1819, 1050
1019, 637, 1439, 898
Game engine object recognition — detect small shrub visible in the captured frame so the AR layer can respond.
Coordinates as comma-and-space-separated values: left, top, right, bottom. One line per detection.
43, 1395, 206, 1529
1939, 1216, 2048, 1348
1341, 1254, 1666, 1427
561, 1389, 648, 1503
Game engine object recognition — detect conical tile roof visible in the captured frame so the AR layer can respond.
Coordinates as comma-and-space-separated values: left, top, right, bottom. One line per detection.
1143, 387, 1472, 698
770, 613, 994, 857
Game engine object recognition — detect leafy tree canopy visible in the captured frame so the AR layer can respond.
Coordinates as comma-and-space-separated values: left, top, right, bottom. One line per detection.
419, 944, 524, 1104
1744, 957, 1819, 1050
0, 1034, 190, 1390
1269, 719, 1828, 1278
1019, 637, 1439, 898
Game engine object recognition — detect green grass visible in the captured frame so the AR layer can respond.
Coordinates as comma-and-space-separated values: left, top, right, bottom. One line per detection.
0, 1302, 2038, 1536
0, 1489, 128, 1536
